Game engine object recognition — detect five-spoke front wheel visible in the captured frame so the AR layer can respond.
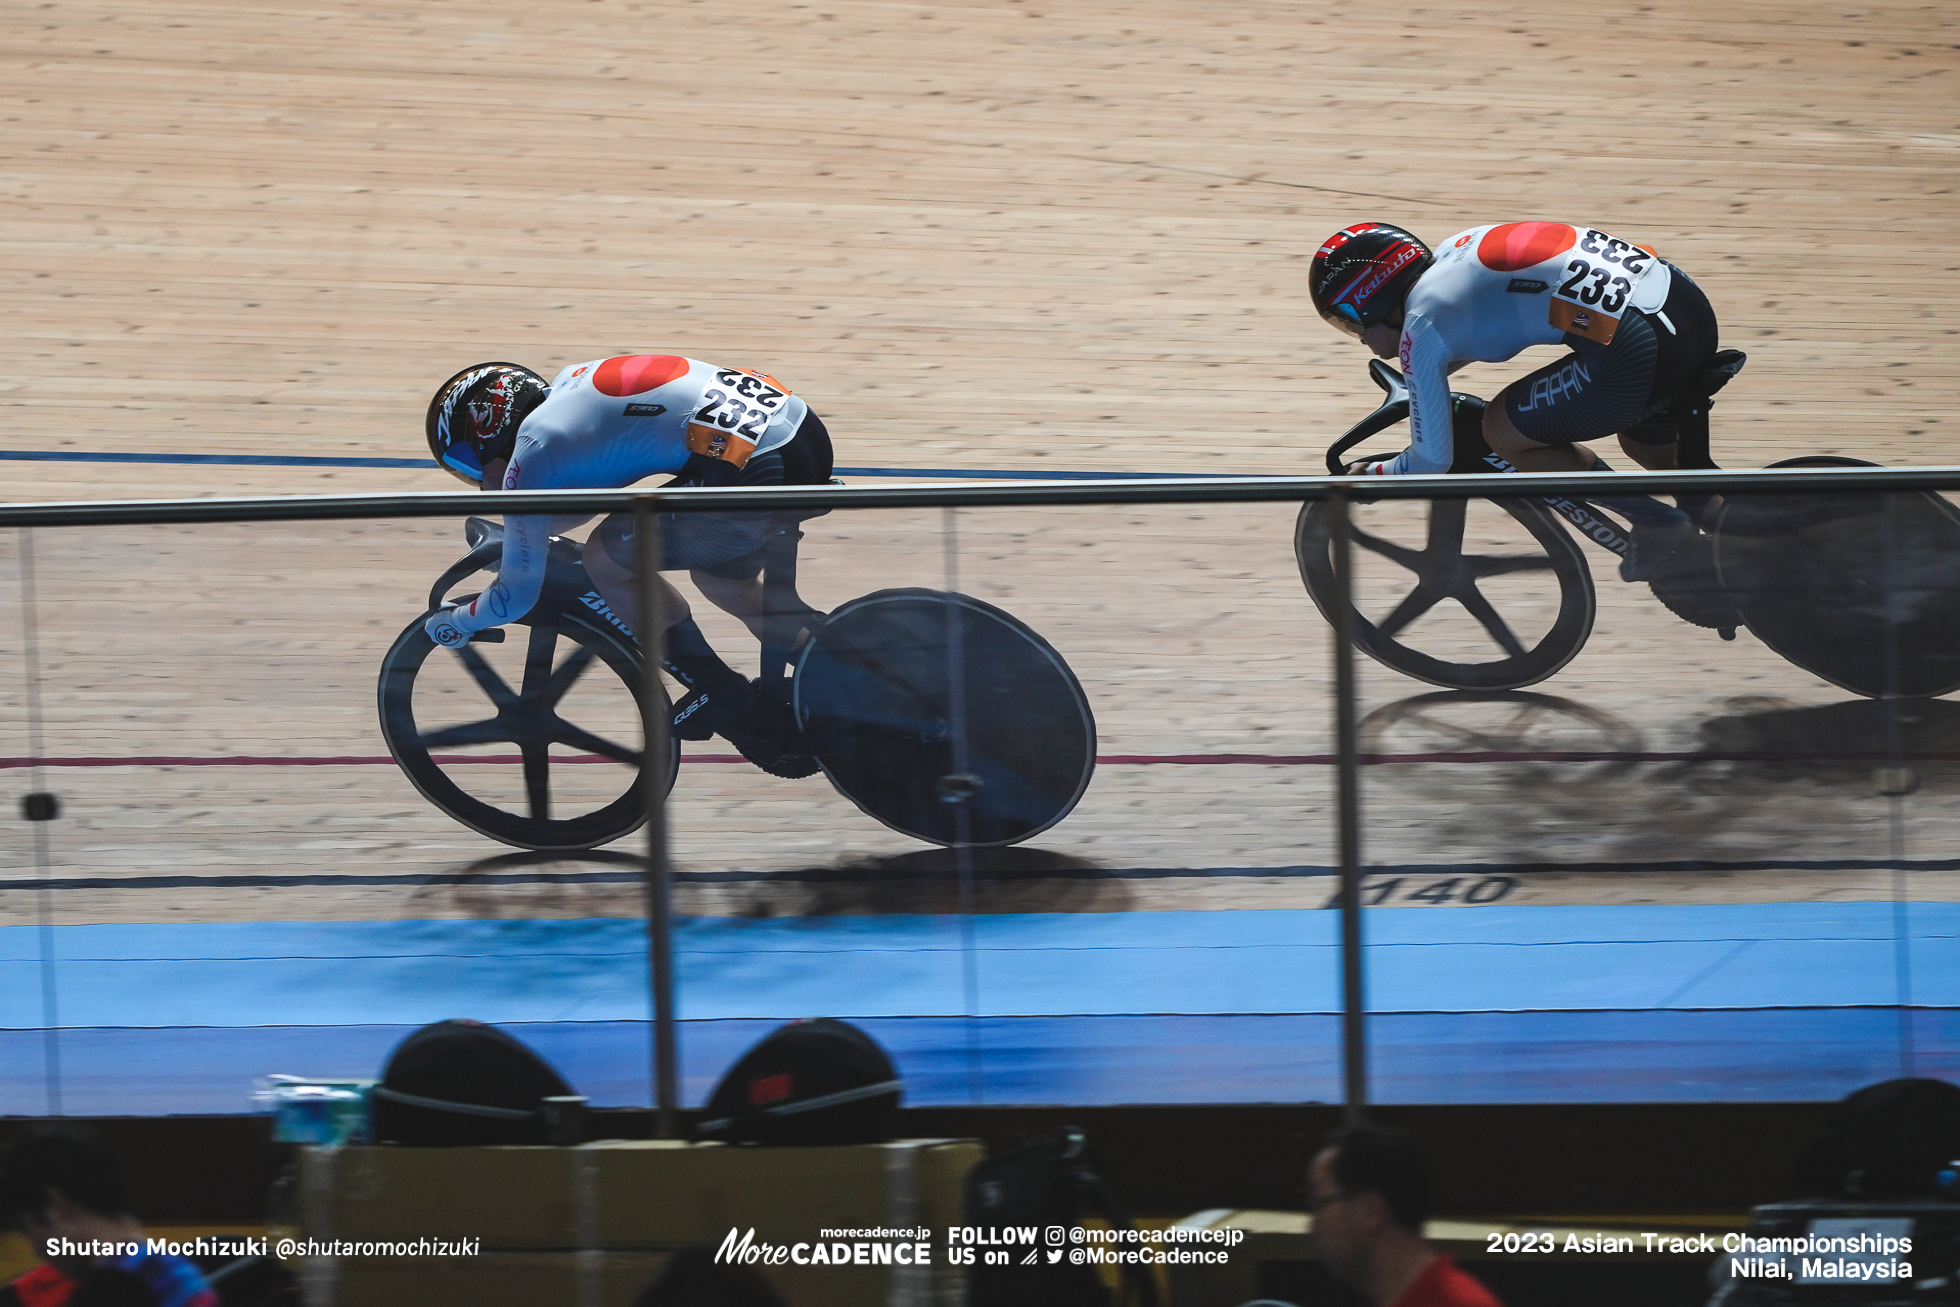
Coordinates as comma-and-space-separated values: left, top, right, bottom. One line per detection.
1297, 496, 1597, 690
378, 611, 677, 849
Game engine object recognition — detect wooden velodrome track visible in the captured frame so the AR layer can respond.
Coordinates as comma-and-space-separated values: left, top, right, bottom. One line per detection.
2, 0, 1957, 928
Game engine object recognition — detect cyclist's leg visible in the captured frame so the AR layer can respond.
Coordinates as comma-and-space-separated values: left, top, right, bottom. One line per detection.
586, 448, 786, 630
1485, 315, 1696, 580
585, 538, 691, 634
685, 411, 833, 639
588, 510, 755, 740
1618, 433, 1679, 470
690, 569, 767, 641
1483, 402, 1599, 473
699, 415, 833, 776
1488, 314, 1657, 461
587, 452, 820, 773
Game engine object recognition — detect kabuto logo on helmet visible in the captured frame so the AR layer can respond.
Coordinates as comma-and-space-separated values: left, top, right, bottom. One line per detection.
1344, 241, 1424, 310
1311, 222, 1434, 332
426, 362, 549, 485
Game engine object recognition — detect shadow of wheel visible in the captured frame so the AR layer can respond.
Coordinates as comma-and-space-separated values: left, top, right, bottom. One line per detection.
377, 609, 677, 850
1716, 456, 1960, 699
1360, 689, 1644, 782
794, 588, 1096, 847
1297, 496, 1596, 691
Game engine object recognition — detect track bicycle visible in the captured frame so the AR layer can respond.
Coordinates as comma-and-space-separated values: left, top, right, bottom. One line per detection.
1297, 359, 1960, 698
377, 514, 1097, 851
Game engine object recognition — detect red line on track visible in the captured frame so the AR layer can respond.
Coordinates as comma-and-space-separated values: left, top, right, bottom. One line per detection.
3, 751, 1957, 769
0, 754, 720, 768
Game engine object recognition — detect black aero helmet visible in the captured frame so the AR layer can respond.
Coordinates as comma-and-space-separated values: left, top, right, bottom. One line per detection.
1311, 222, 1434, 337
426, 362, 549, 485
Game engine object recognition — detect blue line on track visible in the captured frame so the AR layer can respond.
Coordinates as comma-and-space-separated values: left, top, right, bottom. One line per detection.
0, 450, 435, 469
0, 450, 1247, 480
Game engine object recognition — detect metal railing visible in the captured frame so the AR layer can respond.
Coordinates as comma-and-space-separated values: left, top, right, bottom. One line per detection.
4, 464, 1960, 526
7, 462, 1955, 1124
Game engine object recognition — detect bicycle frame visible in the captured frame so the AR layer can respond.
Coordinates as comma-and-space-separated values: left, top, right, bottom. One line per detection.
1327, 359, 1633, 561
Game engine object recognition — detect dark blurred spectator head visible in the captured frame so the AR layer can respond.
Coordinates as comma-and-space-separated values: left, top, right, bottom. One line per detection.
1792, 1077, 1960, 1198
1308, 1123, 1433, 1288
1317, 1122, 1432, 1233
633, 1245, 789, 1307
371, 1019, 575, 1147
0, 1125, 133, 1230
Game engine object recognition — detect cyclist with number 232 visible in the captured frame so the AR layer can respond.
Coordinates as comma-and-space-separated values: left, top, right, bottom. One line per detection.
422, 354, 834, 777
1310, 221, 1723, 581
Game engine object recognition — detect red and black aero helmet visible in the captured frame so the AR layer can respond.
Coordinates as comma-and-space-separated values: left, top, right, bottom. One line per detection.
426, 362, 549, 485
1311, 222, 1434, 337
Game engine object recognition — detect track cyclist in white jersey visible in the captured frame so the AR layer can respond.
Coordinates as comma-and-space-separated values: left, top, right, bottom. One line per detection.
1310, 221, 1722, 581
421, 354, 833, 778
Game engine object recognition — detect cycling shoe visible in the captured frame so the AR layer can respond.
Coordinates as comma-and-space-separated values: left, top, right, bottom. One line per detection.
720, 687, 821, 779
1619, 518, 1697, 583
670, 677, 754, 742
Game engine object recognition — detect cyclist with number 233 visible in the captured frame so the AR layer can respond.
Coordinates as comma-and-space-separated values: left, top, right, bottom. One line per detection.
1310, 221, 1724, 581
422, 354, 834, 777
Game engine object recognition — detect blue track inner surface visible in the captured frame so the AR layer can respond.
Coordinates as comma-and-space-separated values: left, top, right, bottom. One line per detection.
1, 902, 1950, 1114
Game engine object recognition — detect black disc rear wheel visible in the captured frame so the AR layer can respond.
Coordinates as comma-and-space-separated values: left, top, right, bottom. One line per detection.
1716, 456, 1960, 698
794, 589, 1095, 847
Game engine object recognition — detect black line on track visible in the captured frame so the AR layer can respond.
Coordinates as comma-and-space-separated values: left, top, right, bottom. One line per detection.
10, 855, 1960, 893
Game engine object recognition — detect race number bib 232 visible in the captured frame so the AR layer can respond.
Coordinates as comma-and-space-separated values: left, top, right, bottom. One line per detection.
1549, 229, 1657, 346
686, 368, 793, 467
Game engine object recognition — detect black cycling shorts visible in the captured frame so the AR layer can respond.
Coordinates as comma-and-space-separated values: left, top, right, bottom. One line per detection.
1501, 265, 1719, 447
594, 409, 833, 581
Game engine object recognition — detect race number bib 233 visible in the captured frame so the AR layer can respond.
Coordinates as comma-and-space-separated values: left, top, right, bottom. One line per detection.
1549, 229, 1657, 346
686, 368, 793, 467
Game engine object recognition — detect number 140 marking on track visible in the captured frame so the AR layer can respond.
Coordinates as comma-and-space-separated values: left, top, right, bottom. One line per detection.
1320, 875, 1517, 909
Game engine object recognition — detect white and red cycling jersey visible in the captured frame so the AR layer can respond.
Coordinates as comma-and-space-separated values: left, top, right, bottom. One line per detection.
1367, 222, 1673, 475
446, 353, 809, 637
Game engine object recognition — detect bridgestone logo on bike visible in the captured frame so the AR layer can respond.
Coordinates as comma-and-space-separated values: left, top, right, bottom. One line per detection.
578, 591, 632, 635
1546, 498, 1630, 551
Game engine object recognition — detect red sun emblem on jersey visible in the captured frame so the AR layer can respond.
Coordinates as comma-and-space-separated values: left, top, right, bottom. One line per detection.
1477, 222, 1576, 272
593, 355, 689, 397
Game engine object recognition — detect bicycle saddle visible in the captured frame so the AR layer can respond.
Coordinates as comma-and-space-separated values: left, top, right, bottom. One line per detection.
1691, 348, 1747, 400
1629, 349, 1747, 468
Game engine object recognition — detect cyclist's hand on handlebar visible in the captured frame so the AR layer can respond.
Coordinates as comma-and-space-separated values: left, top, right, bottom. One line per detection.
425, 604, 474, 649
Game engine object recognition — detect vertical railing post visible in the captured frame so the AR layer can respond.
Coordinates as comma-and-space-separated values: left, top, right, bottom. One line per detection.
1326, 490, 1368, 1121
941, 508, 984, 1105
17, 528, 61, 1115
633, 499, 679, 1137
1878, 492, 1916, 1076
